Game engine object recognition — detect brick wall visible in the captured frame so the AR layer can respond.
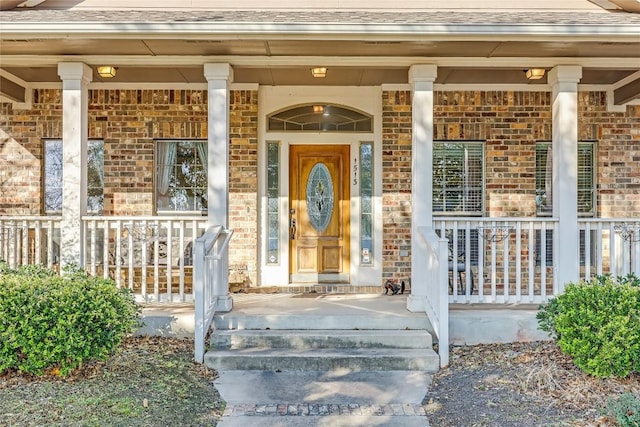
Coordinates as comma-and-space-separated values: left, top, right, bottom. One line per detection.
0, 89, 62, 215
578, 92, 640, 217
89, 89, 208, 215
434, 91, 552, 217
381, 91, 412, 283
228, 90, 259, 286
1, 87, 638, 287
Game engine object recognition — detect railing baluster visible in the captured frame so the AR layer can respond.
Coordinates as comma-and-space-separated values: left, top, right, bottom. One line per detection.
515, 221, 522, 303
490, 221, 497, 302
527, 221, 534, 303
153, 219, 160, 302
166, 220, 173, 302
610, 222, 617, 276
477, 220, 484, 300
21, 220, 28, 266
90, 219, 97, 276
116, 220, 122, 288
464, 220, 471, 300
102, 219, 109, 279
596, 221, 603, 276
503, 222, 509, 301
127, 221, 134, 291
34, 220, 42, 265
451, 222, 459, 303
47, 220, 54, 269
179, 220, 185, 301
540, 222, 547, 300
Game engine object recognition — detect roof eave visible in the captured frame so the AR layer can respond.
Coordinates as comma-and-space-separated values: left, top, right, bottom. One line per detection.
2, 22, 640, 40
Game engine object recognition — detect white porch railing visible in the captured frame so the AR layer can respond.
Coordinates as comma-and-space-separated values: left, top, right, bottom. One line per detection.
433, 217, 560, 304
83, 216, 208, 303
579, 219, 640, 280
0, 216, 61, 270
417, 226, 449, 368
193, 225, 234, 363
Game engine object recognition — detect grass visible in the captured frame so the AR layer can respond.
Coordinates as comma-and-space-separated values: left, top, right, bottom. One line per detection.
0, 337, 225, 427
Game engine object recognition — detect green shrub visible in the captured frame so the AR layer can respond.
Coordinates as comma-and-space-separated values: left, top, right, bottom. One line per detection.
0, 264, 140, 376
537, 274, 640, 378
603, 393, 640, 427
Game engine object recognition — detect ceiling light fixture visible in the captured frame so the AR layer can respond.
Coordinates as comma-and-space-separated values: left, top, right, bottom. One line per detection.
311, 67, 327, 78
97, 66, 117, 78
312, 105, 324, 113
525, 68, 545, 80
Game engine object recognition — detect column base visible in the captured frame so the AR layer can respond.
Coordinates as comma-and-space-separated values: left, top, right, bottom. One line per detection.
406, 294, 426, 312
216, 294, 233, 312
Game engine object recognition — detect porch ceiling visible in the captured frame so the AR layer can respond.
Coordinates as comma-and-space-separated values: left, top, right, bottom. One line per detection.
1, 13, 639, 103
2, 65, 637, 87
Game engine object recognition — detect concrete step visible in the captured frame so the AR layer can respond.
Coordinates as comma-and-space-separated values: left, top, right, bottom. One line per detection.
212, 313, 430, 331
211, 329, 433, 350
204, 348, 440, 372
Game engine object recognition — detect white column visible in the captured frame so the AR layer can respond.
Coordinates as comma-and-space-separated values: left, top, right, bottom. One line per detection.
549, 65, 582, 291
204, 63, 233, 228
57, 63, 92, 269
408, 64, 437, 311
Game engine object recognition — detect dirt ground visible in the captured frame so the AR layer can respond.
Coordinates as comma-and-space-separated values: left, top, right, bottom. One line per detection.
424, 341, 640, 427
0, 337, 224, 427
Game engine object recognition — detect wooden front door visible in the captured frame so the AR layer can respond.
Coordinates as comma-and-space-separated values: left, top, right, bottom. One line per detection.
289, 145, 350, 283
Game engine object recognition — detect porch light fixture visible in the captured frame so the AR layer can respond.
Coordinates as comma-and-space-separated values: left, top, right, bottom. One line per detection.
97, 66, 117, 78
311, 67, 327, 78
525, 68, 545, 80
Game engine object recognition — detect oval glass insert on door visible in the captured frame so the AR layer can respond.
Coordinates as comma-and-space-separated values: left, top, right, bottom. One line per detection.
306, 163, 334, 233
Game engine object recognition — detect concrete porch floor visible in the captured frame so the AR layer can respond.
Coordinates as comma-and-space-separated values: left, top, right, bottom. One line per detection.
136, 293, 424, 338
136, 293, 550, 345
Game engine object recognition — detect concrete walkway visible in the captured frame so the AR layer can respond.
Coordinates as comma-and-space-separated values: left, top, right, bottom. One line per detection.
138, 293, 432, 426
215, 369, 431, 427
212, 294, 431, 426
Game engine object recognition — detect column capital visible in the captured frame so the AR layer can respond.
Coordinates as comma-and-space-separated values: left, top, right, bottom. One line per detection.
204, 63, 234, 82
548, 65, 582, 86
409, 64, 438, 85
57, 62, 93, 84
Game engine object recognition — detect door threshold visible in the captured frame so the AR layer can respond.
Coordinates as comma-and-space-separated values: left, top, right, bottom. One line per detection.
245, 283, 384, 294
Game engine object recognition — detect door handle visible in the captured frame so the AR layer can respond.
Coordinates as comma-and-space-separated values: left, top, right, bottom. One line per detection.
290, 218, 296, 240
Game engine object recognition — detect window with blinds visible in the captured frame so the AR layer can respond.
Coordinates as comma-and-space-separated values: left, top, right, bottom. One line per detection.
433, 142, 484, 214
534, 141, 596, 266
535, 141, 596, 216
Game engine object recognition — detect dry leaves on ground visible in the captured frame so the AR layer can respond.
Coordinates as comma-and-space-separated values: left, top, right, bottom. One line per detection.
0, 337, 225, 427
426, 341, 640, 427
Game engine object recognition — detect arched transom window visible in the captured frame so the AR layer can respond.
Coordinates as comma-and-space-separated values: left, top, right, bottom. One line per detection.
268, 104, 372, 132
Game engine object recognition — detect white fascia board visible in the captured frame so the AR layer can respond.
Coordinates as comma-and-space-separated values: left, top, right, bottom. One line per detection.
2, 55, 640, 69
611, 70, 640, 90
1, 22, 640, 39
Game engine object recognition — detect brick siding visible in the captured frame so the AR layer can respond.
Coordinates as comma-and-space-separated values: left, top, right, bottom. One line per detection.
228, 90, 259, 286
434, 90, 552, 217
0, 89, 62, 215
381, 91, 413, 284
578, 92, 640, 217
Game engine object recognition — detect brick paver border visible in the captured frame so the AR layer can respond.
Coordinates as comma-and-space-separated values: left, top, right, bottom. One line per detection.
223, 403, 428, 417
